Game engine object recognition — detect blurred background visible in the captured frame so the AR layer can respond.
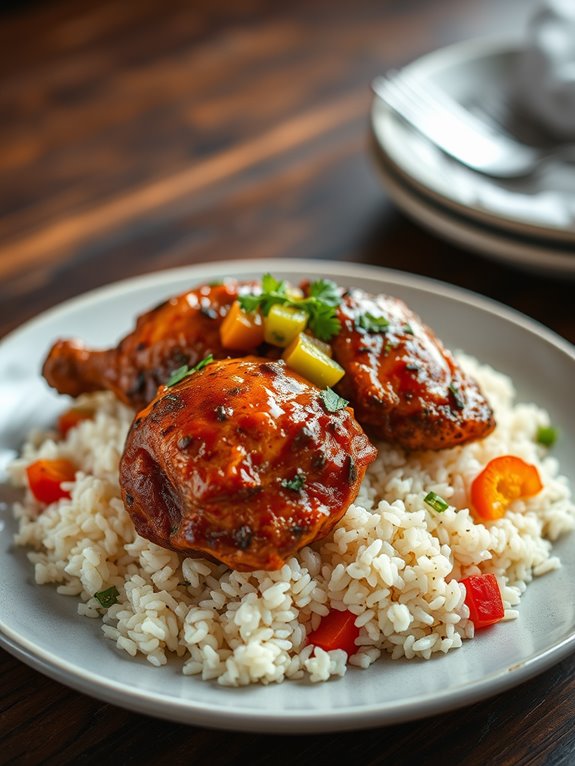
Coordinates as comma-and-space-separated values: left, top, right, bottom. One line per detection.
0, 0, 544, 340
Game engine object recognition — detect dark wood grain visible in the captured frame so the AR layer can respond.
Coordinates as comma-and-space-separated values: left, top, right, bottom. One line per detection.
2, 0, 574, 763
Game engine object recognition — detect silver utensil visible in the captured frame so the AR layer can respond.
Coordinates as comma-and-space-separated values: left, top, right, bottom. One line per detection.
372, 71, 575, 179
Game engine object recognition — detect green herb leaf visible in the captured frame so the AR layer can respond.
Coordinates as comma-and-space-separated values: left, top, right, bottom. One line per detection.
536, 425, 558, 447
281, 470, 306, 492
166, 354, 214, 387
308, 279, 341, 307
403, 323, 415, 335
238, 273, 342, 340
166, 364, 190, 387
320, 387, 349, 412
356, 312, 390, 334
424, 491, 449, 513
262, 273, 285, 294
237, 293, 262, 313
95, 585, 119, 608
306, 301, 341, 341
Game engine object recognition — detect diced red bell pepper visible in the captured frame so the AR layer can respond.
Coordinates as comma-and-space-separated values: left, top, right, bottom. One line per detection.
306, 609, 360, 656
57, 407, 93, 436
460, 573, 504, 629
26, 459, 77, 505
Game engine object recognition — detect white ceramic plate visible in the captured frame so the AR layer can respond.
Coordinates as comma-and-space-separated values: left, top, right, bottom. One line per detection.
371, 37, 575, 244
1, 259, 575, 733
371, 150, 575, 277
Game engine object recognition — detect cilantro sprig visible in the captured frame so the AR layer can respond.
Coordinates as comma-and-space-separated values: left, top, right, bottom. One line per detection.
166, 354, 214, 387
239, 274, 342, 341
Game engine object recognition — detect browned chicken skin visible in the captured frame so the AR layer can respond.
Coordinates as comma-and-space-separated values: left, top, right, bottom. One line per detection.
119, 357, 377, 571
43, 277, 495, 451
330, 288, 495, 450
42, 281, 251, 410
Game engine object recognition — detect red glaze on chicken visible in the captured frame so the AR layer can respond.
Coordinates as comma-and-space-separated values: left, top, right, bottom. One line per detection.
330, 288, 495, 450
119, 357, 377, 571
42, 281, 253, 410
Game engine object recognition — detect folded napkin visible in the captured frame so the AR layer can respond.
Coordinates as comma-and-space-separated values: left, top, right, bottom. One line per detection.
515, 0, 575, 139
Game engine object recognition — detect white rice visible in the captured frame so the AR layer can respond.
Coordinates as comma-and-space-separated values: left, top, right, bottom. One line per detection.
9, 356, 574, 685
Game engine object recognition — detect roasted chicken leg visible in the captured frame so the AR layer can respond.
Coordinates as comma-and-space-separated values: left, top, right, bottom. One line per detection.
119, 357, 377, 571
330, 287, 495, 450
43, 281, 250, 410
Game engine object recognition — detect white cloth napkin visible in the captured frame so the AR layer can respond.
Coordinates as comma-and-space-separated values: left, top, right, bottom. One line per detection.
515, 0, 575, 139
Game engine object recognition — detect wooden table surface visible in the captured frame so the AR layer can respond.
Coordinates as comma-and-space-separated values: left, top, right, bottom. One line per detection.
2, 0, 575, 763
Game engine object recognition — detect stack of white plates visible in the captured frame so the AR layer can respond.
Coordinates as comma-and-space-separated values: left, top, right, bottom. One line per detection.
370, 37, 575, 276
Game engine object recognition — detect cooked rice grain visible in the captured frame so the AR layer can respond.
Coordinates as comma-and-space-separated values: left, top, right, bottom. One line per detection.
9, 358, 575, 685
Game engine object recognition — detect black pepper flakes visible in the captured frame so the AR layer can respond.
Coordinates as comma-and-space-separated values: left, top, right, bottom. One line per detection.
215, 405, 233, 422
311, 451, 327, 469
347, 455, 357, 484
233, 525, 253, 550
448, 383, 465, 411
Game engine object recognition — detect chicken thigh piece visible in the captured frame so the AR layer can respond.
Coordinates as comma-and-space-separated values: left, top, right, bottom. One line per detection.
119, 357, 377, 571
330, 288, 495, 450
42, 281, 251, 410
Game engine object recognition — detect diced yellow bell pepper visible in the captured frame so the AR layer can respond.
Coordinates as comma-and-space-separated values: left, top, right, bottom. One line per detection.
220, 300, 264, 350
283, 333, 345, 388
303, 332, 333, 358
286, 286, 304, 301
264, 304, 308, 347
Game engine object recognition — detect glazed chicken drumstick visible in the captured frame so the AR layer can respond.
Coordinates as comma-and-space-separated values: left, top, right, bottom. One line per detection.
120, 357, 377, 571
43, 281, 250, 410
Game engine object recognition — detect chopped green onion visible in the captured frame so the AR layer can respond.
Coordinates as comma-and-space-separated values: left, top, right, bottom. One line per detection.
536, 425, 558, 447
320, 388, 349, 412
94, 586, 119, 608
424, 491, 449, 513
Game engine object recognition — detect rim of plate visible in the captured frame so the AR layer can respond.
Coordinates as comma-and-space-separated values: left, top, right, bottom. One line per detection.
370, 146, 575, 277
371, 35, 575, 244
2, 259, 575, 733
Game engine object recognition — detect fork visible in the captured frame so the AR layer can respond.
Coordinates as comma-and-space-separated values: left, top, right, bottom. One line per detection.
372, 70, 574, 179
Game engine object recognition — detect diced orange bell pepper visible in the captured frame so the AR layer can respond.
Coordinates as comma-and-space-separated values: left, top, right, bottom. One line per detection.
26, 459, 77, 505
471, 455, 543, 520
460, 573, 504, 629
219, 300, 264, 351
57, 407, 93, 436
306, 609, 360, 656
